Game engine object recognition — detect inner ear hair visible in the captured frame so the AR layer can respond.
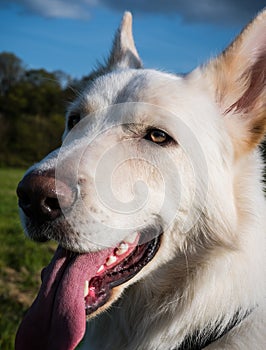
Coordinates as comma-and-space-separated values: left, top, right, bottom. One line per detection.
204, 9, 266, 152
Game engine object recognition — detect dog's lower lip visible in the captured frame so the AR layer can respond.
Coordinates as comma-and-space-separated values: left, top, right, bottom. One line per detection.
84, 234, 161, 316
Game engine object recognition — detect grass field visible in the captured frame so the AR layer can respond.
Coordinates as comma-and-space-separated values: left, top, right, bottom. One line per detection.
0, 168, 56, 349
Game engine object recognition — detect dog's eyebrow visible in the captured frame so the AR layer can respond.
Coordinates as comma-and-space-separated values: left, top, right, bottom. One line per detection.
121, 123, 149, 136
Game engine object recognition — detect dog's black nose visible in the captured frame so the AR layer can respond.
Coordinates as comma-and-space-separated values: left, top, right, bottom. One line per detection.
17, 171, 76, 223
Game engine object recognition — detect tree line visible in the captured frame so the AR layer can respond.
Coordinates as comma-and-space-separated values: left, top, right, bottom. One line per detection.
0, 52, 89, 167
0, 51, 265, 172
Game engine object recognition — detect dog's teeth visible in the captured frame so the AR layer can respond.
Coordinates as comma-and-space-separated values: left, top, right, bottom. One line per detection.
116, 243, 129, 255
84, 280, 89, 298
106, 255, 117, 266
96, 264, 105, 274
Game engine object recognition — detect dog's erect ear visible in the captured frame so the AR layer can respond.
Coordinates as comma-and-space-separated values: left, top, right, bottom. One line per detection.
204, 9, 266, 154
107, 11, 142, 70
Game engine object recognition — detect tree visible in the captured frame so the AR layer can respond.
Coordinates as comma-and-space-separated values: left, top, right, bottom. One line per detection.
0, 52, 25, 95
0, 52, 67, 167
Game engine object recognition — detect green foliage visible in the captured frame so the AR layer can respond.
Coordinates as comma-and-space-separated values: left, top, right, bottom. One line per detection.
0, 52, 25, 95
0, 168, 56, 349
1, 113, 65, 167
0, 52, 76, 168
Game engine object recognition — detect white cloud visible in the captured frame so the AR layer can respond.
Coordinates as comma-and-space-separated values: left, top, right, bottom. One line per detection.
101, 0, 264, 24
0, 0, 97, 19
0, 0, 263, 23
29, 0, 88, 19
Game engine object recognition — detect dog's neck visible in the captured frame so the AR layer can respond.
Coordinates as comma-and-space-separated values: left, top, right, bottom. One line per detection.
175, 309, 252, 350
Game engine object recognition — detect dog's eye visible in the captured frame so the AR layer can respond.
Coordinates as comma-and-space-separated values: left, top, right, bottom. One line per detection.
68, 113, 81, 130
144, 129, 173, 145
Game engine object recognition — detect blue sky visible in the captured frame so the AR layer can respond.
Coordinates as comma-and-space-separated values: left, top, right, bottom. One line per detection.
0, 1, 264, 79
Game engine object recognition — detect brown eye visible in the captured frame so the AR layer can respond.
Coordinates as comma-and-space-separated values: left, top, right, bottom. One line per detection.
68, 113, 81, 130
144, 129, 173, 145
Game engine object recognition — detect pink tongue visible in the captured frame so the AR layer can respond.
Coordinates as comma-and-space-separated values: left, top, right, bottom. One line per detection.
15, 245, 113, 350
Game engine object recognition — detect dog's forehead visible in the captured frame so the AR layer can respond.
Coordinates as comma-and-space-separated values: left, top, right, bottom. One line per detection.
76, 69, 182, 114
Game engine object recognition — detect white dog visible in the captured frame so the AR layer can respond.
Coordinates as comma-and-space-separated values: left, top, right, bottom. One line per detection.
16, 10, 266, 350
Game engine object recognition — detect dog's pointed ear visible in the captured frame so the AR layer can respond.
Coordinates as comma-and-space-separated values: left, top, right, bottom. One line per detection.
204, 9, 266, 154
107, 11, 142, 69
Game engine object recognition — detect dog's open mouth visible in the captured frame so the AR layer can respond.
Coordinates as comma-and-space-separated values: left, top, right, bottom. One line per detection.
84, 233, 160, 315
16, 230, 161, 350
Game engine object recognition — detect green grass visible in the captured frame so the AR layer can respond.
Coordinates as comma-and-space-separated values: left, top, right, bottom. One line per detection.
0, 168, 56, 349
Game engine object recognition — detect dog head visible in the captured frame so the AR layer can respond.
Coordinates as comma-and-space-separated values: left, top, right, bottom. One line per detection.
16, 10, 266, 349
